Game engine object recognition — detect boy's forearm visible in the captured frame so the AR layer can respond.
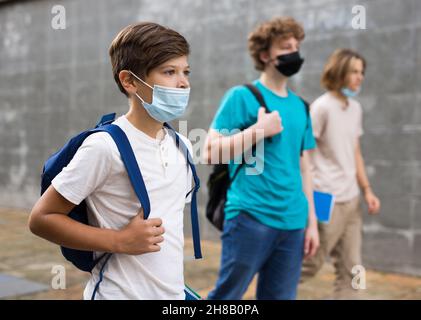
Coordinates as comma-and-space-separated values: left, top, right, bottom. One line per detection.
206, 125, 264, 163
301, 153, 317, 225
30, 212, 118, 253
304, 174, 317, 226
355, 144, 371, 193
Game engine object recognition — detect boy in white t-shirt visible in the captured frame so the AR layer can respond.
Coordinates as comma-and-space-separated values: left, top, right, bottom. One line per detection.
29, 22, 196, 299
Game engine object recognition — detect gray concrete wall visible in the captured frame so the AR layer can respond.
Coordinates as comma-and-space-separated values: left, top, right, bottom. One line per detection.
0, 0, 420, 276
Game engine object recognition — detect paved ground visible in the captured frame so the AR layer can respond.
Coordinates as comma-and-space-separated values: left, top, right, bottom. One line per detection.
1, 208, 421, 300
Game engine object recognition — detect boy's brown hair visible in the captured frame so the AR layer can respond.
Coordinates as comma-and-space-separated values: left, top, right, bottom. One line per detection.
109, 22, 190, 96
248, 17, 305, 71
321, 48, 366, 91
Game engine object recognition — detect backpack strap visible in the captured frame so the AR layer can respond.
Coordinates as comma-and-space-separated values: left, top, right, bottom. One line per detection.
301, 98, 310, 127
299, 97, 310, 157
91, 124, 151, 218
98, 121, 202, 259
86, 122, 153, 300
96, 113, 117, 127
243, 87, 311, 157
243, 84, 272, 144
90, 253, 112, 300
164, 123, 202, 259
243, 83, 269, 112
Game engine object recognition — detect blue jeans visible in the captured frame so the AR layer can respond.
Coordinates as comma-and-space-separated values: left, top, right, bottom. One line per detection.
208, 212, 305, 300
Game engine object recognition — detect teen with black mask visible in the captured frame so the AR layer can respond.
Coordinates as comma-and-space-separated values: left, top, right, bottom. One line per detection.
203, 17, 319, 300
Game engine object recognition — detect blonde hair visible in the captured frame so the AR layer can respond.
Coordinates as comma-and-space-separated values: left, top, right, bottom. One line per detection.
321, 49, 366, 91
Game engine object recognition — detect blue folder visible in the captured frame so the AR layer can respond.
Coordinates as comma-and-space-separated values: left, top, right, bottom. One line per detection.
313, 191, 335, 223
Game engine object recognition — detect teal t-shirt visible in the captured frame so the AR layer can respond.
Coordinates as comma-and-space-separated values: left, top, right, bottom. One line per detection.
210, 80, 316, 230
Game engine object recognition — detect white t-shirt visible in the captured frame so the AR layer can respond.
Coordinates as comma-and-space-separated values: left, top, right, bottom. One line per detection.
310, 92, 364, 203
52, 115, 193, 300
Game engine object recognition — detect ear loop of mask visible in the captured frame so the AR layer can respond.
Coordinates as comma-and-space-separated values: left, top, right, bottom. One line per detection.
266, 56, 280, 68
128, 70, 153, 103
134, 92, 145, 104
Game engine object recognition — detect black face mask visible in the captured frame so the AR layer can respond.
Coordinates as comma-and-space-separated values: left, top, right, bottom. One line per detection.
274, 51, 304, 77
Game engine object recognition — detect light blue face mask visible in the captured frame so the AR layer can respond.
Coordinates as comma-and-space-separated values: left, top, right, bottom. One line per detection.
341, 87, 361, 98
129, 70, 190, 123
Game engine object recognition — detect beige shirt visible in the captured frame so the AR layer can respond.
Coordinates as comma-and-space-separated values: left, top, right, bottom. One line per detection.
310, 92, 363, 203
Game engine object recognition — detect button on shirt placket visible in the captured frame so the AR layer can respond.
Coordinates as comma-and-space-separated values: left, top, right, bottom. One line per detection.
159, 143, 169, 176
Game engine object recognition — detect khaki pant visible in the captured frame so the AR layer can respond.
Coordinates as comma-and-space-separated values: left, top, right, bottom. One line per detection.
301, 195, 363, 299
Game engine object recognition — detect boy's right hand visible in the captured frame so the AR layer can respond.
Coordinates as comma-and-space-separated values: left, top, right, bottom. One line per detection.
255, 107, 283, 138
115, 208, 165, 255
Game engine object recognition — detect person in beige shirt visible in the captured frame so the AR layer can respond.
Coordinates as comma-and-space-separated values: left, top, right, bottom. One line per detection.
301, 49, 381, 299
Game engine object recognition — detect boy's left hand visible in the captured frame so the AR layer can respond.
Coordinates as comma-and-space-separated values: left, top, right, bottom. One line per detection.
365, 190, 381, 215
304, 221, 319, 260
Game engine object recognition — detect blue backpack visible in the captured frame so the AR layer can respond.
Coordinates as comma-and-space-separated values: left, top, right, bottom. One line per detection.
41, 113, 202, 299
